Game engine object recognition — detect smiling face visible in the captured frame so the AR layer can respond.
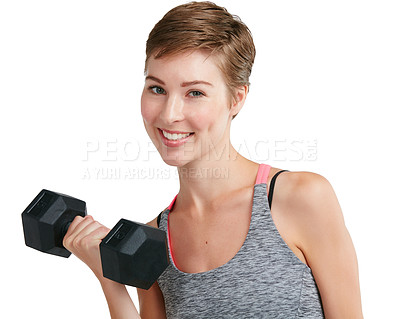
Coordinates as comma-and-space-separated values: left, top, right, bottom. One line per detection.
141, 50, 243, 167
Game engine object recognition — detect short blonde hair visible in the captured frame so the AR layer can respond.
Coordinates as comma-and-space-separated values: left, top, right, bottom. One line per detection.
145, 1, 256, 117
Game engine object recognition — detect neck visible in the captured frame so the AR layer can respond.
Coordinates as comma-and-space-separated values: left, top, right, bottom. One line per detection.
175, 144, 258, 215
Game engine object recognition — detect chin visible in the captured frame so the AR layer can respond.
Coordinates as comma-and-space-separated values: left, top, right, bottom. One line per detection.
160, 155, 190, 168
154, 142, 196, 168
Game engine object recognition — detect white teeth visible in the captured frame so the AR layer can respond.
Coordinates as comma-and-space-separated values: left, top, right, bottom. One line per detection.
162, 130, 191, 140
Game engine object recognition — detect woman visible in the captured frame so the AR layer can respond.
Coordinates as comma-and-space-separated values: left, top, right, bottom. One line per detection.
63, 2, 363, 318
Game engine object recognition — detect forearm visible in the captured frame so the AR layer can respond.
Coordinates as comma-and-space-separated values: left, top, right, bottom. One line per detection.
99, 277, 141, 319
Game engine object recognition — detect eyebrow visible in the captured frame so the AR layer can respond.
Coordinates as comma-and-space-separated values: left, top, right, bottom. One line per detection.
181, 80, 213, 87
145, 75, 213, 88
145, 75, 165, 85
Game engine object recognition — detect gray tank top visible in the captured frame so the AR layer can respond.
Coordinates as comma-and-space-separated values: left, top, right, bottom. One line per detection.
157, 164, 324, 318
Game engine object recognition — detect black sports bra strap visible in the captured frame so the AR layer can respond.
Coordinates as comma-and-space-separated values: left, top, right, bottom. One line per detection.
157, 211, 163, 228
268, 170, 289, 209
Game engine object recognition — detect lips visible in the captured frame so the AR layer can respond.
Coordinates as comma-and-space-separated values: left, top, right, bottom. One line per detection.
161, 130, 191, 140
158, 128, 194, 147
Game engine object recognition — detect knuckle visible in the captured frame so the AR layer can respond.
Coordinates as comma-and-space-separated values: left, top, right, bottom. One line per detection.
62, 237, 69, 249
73, 215, 84, 223
63, 236, 74, 251
103, 226, 110, 233
92, 221, 100, 227
80, 236, 91, 249
72, 236, 82, 249
82, 234, 100, 250
99, 225, 110, 234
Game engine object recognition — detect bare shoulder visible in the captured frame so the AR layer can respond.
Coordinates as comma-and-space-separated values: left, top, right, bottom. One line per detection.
270, 169, 346, 256
271, 169, 332, 193
272, 170, 341, 219
293, 171, 343, 223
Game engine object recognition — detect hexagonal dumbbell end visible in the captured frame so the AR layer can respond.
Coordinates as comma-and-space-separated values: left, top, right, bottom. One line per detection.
21, 189, 87, 257
100, 219, 169, 289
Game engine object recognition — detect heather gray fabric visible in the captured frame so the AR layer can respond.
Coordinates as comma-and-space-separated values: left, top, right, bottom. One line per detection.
157, 182, 324, 318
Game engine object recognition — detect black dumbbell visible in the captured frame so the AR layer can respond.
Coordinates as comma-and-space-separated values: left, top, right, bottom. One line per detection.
21, 189, 169, 290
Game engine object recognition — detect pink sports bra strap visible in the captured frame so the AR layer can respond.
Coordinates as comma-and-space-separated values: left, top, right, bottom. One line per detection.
255, 163, 271, 185
167, 194, 178, 211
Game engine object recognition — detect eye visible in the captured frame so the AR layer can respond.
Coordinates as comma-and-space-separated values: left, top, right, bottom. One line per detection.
187, 90, 204, 98
149, 86, 166, 95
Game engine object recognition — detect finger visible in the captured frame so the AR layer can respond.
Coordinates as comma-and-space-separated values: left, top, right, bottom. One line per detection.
73, 220, 105, 243
69, 215, 95, 237
65, 215, 86, 236
89, 224, 110, 241
78, 224, 110, 248
64, 216, 94, 246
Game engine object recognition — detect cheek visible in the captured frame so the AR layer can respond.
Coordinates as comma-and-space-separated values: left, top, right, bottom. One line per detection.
184, 107, 214, 132
189, 110, 209, 130
141, 94, 157, 124
188, 99, 230, 132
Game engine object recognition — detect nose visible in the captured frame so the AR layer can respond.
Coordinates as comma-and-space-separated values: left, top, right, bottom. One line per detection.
160, 94, 184, 124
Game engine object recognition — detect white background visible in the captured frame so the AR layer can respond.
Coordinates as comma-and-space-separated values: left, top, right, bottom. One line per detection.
1, 0, 399, 318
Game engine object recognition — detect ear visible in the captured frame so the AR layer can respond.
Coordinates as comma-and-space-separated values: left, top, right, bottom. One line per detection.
230, 85, 249, 118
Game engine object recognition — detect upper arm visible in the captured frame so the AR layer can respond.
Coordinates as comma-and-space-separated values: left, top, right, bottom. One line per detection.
286, 172, 363, 318
136, 216, 167, 319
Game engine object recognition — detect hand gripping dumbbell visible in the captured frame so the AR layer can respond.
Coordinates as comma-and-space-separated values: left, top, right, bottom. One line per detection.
21, 189, 169, 290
